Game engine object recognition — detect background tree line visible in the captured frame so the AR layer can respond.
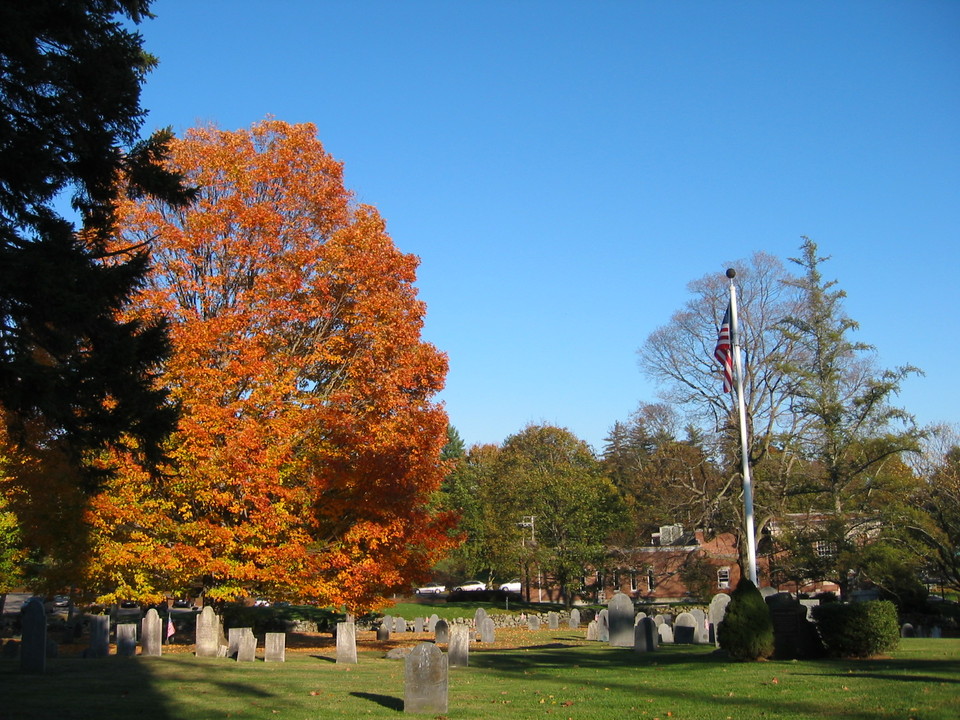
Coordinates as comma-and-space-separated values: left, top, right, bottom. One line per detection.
440, 241, 958, 612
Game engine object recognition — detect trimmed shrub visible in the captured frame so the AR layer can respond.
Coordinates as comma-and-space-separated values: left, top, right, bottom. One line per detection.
716, 578, 774, 661
812, 600, 900, 658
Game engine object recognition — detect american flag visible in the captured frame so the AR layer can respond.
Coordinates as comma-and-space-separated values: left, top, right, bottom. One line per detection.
714, 303, 733, 392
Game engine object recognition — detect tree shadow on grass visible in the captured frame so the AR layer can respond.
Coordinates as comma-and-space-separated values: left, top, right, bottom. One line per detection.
349, 691, 403, 711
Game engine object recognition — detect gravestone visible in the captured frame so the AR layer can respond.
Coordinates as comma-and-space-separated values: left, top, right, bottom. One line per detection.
427, 614, 439, 632
20, 598, 46, 673
117, 623, 138, 656
336, 621, 357, 664
901, 623, 915, 638
449, 624, 470, 667
653, 613, 667, 627
434, 619, 449, 644
597, 610, 609, 642
227, 627, 246, 658
634, 616, 659, 653
674, 612, 697, 644
690, 608, 708, 643
474, 607, 487, 628
607, 592, 635, 647
766, 593, 825, 659
237, 629, 257, 662
658, 623, 674, 644
382, 615, 392, 630
759, 586, 777, 599
635, 611, 647, 624
377, 624, 391, 641
404, 642, 448, 714
414, 617, 425, 634
195, 606, 221, 657
395, 617, 407, 633
479, 617, 495, 644
142, 609, 163, 656
528, 615, 541, 631
569, 608, 581, 629
89, 615, 110, 658
708, 593, 731, 646
586, 619, 598, 641
265, 632, 285, 662
547, 611, 559, 630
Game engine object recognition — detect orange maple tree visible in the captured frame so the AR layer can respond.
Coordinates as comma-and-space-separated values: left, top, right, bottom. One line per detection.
87, 119, 454, 610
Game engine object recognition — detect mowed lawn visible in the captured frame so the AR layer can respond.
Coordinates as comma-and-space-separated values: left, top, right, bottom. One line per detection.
1, 630, 957, 720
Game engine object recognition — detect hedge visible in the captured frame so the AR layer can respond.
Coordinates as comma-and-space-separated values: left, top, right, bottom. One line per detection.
811, 600, 900, 658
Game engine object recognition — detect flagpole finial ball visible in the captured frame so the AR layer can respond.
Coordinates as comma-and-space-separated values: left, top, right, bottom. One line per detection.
726, 268, 736, 279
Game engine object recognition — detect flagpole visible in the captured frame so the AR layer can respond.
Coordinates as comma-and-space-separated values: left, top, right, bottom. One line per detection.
726, 268, 758, 586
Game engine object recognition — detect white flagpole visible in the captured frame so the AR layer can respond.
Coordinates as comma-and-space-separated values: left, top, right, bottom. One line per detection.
727, 268, 758, 586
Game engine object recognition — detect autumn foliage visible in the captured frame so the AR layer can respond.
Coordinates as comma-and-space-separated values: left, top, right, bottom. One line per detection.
88, 119, 453, 610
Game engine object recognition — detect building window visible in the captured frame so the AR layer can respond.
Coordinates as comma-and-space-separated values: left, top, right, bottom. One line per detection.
612, 570, 620, 590
815, 540, 837, 558
717, 567, 731, 589
630, 572, 638, 593
646, 569, 655, 592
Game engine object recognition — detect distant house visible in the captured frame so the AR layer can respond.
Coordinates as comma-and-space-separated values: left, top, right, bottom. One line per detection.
524, 519, 851, 605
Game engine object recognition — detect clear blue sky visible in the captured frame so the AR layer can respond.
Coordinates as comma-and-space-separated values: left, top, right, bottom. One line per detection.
136, 0, 959, 452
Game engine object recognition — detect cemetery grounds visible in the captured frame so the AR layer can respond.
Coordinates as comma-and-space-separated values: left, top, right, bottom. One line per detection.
1, 608, 958, 720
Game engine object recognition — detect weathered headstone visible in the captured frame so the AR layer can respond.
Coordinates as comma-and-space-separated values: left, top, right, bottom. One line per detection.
404, 642, 448, 714
658, 623, 674, 644
597, 610, 609, 642
607, 592, 635, 647
708, 593, 731, 646
195, 606, 221, 657
547, 611, 559, 630
142, 609, 163, 656
382, 615, 392, 633
674, 612, 697, 644
20, 598, 46, 673
691, 608, 708, 643
265, 632, 285, 662
586, 619, 599, 641
427, 614, 439, 632
89, 615, 110, 658
377, 624, 391, 641
394, 617, 407, 634
901, 623, 915, 638
634, 616, 659, 653
449, 624, 470, 667
414, 617, 425, 634
237, 629, 256, 662
116, 623, 138, 656
474, 607, 487, 628
634, 611, 647, 624
227, 627, 245, 658
434, 619, 449, 644
528, 615, 541, 631
479, 616, 495, 644
569, 608, 581, 629
336, 620, 357, 664
766, 593, 825, 659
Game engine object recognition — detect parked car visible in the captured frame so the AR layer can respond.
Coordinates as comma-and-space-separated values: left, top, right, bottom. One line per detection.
453, 580, 487, 592
414, 582, 446, 595
499, 579, 522, 593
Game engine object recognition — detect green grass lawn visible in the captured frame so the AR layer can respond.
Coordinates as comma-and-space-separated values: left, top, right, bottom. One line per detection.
1, 633, 957, 720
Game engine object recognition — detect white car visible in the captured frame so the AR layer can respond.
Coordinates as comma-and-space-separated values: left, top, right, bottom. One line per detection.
453, 580, 487, 592
415, 582, 446, 595
499, 579, 521, 593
